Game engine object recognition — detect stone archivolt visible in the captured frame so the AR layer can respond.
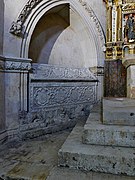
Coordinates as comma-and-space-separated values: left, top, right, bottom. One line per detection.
10, 0, 42, 36
9, 0, 105, 50
78, 0, 105, 49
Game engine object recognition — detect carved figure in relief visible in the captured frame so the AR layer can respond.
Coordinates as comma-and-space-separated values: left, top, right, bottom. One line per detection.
124, 13, 135, 43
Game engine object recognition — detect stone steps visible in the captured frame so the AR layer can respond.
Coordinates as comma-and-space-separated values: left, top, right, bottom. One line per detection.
58, 122, 135, 176
82, 112, 135, 147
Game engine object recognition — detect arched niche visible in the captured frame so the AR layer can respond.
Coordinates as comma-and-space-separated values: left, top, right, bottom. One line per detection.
19, 0, 105, 68
28, 4, 98, 68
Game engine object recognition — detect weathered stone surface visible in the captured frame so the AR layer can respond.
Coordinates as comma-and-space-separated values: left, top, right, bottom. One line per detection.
31, 64, 97, 81
58, 123, 135, 176
19, 103, 92, 140
17, 64, 97, 140
0, 129, 71, 180
103, 98, 135, 125
0, 131, 7, 144
104, 60, 126, 97
82, 113, 135, 147
1, 129, 133, 180
47, 167, 135, 180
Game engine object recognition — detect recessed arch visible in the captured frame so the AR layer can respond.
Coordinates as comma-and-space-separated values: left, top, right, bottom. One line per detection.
18, 0, 105, 67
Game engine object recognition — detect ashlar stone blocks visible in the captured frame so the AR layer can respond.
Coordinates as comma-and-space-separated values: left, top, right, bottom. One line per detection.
103, 98, 135, 126
82, 113, 135, 147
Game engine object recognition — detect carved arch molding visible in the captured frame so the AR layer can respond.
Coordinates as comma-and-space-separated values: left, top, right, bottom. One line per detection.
9, 0, 105, 50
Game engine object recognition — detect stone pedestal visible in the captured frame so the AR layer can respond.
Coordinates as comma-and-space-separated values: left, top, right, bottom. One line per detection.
102, 97, 135, 125
123, 59, 135, 98
83, 113, 135, 147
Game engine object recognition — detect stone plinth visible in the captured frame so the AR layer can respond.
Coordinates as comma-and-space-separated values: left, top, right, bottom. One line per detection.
82, 112, 135, 147
103, 98, 135, 126
123, 58, 135, 98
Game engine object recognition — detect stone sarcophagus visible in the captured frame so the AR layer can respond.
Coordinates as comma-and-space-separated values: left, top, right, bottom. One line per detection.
20, 64, 98, 139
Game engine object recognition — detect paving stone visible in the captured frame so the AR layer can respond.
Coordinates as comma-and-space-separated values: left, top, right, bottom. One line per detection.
47, 167, 135, 180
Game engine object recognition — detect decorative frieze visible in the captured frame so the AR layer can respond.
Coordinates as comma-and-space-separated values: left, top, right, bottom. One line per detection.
123, 0, 135, 3
30, 84, 96, 109
30, 65, 97, 111
32, 64, 97, 81
123, 3, 135, 12
0, 56, 32, 71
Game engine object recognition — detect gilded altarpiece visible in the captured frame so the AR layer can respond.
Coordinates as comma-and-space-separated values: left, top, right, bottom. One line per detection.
104, 0, 135, 97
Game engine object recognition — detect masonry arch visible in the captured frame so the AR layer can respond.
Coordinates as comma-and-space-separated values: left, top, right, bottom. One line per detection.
19, 0, 105, 68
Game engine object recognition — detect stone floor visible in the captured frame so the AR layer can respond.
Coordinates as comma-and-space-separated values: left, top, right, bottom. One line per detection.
0, 128, 135, 180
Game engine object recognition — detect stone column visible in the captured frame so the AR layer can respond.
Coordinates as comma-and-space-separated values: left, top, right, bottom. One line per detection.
107, 6, 112, 42
0, 0, 4, 54
123, 59, 135, 98
0, 56, 7, 143
117, 5, 122, 41
0, 56, 31, 140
